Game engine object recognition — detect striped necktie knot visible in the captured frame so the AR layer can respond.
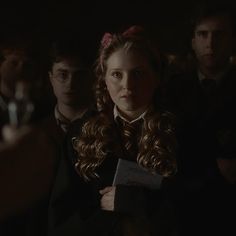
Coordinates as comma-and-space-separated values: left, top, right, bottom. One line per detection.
117, 118, 143, 160
57, 119, 70, 132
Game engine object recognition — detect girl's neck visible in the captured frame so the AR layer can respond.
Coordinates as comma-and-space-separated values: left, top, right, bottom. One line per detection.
118, 105, 149, 122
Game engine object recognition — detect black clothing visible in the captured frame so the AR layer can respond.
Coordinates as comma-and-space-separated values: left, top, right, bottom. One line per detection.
0, 115, 63, 236
48, 109, 177, 236
163, 66, 236, 235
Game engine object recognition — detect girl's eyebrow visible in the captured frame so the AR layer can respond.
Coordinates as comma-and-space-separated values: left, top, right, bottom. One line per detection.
109, 68, 122, 70
133, 66, 145, 69
109, 65, 145, 71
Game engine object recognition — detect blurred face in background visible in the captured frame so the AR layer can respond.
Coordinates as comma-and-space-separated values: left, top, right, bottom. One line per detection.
0, 51, 35, 98
192, 16, 233, 71
105, 48, 158, 120
49, 58, 92, 108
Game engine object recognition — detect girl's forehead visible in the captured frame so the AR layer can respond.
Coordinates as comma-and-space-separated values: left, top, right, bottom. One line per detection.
105, 47, 157, 71
108, 48, 147, 62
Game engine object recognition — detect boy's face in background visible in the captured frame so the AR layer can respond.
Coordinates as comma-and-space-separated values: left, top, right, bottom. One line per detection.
192, 16, 233, 70
49, 58, 92, 108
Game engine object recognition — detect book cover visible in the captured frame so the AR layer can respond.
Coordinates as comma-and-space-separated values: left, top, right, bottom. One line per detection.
112, 158, 163, 189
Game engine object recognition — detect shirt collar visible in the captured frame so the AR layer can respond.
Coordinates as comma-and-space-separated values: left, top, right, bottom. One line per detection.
113, 105, 148, 124
54, 105, 88, 131
55, 105, 69, 125
198, 65, 230, 84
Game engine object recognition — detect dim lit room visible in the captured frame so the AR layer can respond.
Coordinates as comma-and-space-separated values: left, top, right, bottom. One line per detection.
0, 0, 236, 235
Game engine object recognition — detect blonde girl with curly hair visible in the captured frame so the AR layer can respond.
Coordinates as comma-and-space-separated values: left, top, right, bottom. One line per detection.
66, 25, 178, 236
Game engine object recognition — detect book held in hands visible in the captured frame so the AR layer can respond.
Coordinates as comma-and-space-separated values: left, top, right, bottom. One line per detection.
112, 158, 163, 189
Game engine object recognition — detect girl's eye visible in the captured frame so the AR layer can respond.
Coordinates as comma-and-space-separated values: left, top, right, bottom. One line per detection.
111, 71, 122, 79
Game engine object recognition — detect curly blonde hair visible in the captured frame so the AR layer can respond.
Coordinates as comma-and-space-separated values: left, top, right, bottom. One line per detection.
74, 26, 177, 180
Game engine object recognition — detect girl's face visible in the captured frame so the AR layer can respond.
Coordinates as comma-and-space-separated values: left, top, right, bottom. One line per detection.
105, 48, 158, 120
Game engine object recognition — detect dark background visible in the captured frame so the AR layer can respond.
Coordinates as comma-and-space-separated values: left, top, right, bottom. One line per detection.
1, 0, 236, 54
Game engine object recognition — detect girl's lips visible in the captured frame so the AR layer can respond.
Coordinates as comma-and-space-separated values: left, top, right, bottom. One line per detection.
121, 91, 133, 98
121, 94, 133, 99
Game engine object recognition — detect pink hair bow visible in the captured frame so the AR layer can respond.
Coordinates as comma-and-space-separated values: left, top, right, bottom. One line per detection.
101, 32, 113, 49
122, 25, 144, 38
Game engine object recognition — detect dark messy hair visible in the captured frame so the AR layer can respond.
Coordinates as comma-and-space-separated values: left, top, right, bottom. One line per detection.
48, 38, 93, 70
190, 1, 236, 36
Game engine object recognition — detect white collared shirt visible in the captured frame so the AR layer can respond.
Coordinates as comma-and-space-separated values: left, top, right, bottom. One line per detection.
113, 106, 148, 124
54, 104, 88, 132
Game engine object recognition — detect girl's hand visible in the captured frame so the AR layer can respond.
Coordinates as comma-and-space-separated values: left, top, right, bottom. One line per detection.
99, 186, 116, 211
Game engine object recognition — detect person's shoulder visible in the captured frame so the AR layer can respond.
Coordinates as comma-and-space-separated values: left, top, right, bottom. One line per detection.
166, 69, 198, 84
83, 105, 99, 120
67, 106, 98, 138
74, 106, 98, 126
228, 64, 236, 72
226, 65, 236, 78
164, 69, 199, 94
219, 65, 236, 88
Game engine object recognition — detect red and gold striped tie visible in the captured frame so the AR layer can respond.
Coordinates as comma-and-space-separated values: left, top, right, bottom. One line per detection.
118, 118, 142, 160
